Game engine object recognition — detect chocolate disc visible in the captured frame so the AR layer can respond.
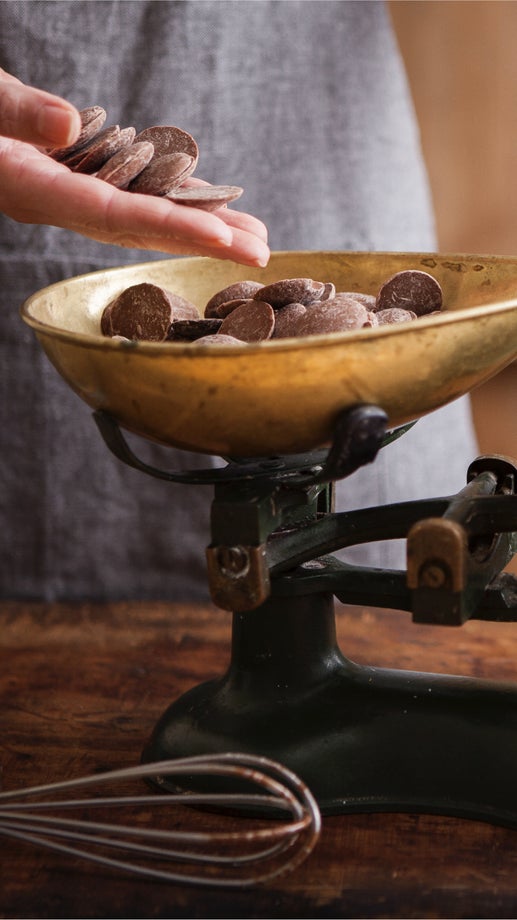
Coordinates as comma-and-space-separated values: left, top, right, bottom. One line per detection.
336, 291, 376, 309
219, 300, 275, 342
101, 283, 197, 342
118, 126, 137, 145
296, 298, 371, 336
212, 298, 249, 319
255, 278, 328, 308
166, 185, 243, 211
375, 307, 417, 325
101, 283, 173, 341
134, 125, 199, 165
48, 105, 107, 160
167, 292, 200, 321
61, 125, 136, 173
204, 281, 265, 318
166, 318, 223, 341
72, 126, 126, 174
375, 270, 442, 316
95, 141, 155, 189
194, 333, 243, 346
128, 152, 196, 195
272, 303, 307, 338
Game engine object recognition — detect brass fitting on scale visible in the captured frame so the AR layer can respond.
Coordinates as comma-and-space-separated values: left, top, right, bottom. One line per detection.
206, 543, 271, 611
407, 455, 517, 625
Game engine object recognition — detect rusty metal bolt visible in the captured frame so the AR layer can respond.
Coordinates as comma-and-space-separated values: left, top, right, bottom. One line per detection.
216, 546, 250, 579
418, 561, 450, 589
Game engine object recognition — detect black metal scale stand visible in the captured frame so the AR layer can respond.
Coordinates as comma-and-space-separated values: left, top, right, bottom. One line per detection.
95, 406, 517, 824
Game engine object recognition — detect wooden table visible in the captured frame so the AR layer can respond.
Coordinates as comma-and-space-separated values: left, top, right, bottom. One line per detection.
3, 598, 517, 918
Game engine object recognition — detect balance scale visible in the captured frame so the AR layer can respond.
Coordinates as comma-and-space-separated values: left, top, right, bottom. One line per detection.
22, 250, 517, 825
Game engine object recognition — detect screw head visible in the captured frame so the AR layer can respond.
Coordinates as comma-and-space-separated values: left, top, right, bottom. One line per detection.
419, 561, 449, 588
216, 546, 250, 578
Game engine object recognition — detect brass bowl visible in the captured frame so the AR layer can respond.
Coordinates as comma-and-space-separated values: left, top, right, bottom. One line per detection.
21, 251, 517, 457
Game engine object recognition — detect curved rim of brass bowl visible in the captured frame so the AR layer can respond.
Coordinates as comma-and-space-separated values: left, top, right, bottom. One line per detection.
20, 250, 517, 457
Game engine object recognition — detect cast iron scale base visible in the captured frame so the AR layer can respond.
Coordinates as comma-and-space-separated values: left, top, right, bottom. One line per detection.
95, 406, 517, 825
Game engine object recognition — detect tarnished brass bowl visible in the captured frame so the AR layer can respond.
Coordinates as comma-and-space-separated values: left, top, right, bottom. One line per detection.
21, 251, 517, 457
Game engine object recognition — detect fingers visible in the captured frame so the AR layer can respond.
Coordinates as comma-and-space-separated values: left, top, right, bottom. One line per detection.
217, 206, 269, 243
0, 73, 81, 147
0, 140, 270, 266
0, 78, 271, 268
89, 181, 271, 266
182, 175, 269, 243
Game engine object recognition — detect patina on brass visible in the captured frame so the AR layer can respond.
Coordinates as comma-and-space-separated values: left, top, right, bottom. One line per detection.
21, 250, 517, 457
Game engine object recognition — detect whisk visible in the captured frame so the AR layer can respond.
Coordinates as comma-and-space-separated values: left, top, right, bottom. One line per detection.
0, 752, 321, 888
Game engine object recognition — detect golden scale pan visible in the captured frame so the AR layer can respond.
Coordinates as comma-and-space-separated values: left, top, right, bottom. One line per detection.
21, 250, 517, 458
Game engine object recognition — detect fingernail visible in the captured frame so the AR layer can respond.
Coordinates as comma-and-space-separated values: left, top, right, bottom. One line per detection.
213, 232, 233, 247
37, 104, 80, 145
252, 248, 270, 268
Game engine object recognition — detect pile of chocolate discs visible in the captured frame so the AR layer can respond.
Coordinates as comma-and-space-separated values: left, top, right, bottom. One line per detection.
100, 269, 443, 344
46, 106, 243, 210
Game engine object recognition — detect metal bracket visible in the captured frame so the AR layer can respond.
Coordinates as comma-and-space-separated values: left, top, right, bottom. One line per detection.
407, 457, 517, 625
92, 410, 517, 621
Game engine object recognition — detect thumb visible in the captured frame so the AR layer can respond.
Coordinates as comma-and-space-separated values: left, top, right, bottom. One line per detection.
0, 75, 81, 147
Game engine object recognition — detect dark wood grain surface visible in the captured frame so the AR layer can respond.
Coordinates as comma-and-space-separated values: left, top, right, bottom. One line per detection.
3, 599, 517, 918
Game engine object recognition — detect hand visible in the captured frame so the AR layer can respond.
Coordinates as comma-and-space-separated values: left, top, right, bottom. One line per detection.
0, 71, 270, 267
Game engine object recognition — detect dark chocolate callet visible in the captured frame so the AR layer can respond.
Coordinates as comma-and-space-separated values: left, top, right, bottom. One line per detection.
194, 333, 243, 346
101, 282, 198, 342
335, 291, 377, 309
375, 307, 417, 325
95, 141, 155, 189
69, 126, 128, 174
254, 278, 328, 308
296, 298, 371, 336
375, 270, 442, 316
212, 298, 250, 318
272, 303, 307, 338
166, 185, 243, 211
128, 152, 196, 195
47, 105, 107, 160
204, 281, 265, 318
134, 125, 199, 164
166, 318, 223, 341
219, 300, 275, 342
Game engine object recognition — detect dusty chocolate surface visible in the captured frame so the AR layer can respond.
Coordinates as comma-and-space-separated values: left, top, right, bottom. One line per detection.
375, 307, 418, 324
128, 151, 195, 195
254, 277, 328, 308
100, 271, 443, 344
166, 184, 243, 210
101, 282, 198, 341
166, 318, 223, 341
296, 298, 374, 335
219, 299, 275, 342
272, 302, 307, 338
46, 107, 241, 212
376, 269, 443, 315
95, 141, 155, 189
204, 281, 265, 318
194, 332, 243, 345
134, 124, 199, 163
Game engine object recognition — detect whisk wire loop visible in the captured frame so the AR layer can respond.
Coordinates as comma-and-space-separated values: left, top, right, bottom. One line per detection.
0, 752, 321, 888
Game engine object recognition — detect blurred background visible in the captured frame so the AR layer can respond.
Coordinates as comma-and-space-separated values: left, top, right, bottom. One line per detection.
390, 0, 517, 466
390, 0, 517, 573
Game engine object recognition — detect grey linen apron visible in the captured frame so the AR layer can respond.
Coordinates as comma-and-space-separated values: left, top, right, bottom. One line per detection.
0, 0, 478, 600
